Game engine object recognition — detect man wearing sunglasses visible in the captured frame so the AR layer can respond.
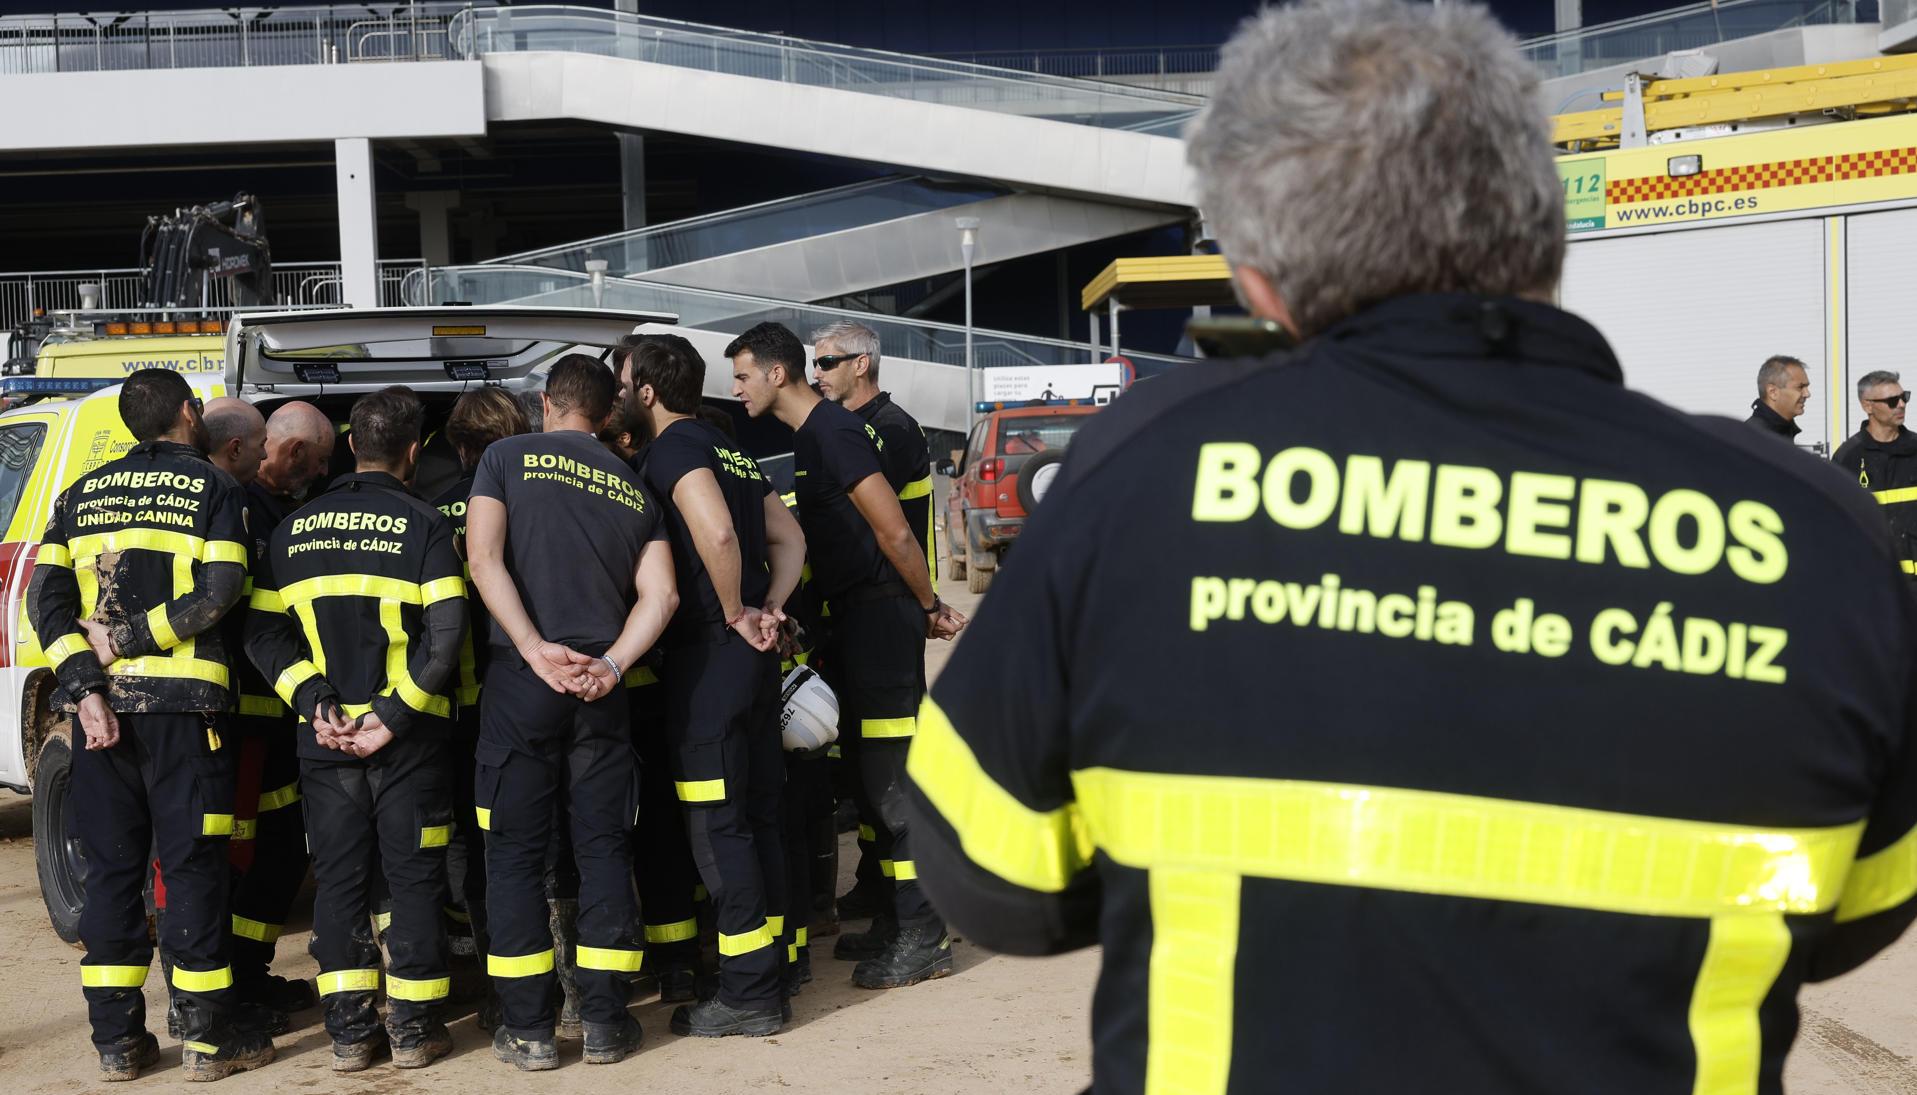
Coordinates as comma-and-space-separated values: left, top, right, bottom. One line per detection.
1834, 370, 1917, 577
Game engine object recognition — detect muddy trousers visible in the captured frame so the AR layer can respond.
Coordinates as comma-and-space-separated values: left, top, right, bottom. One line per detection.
226, 716, 309, 993
478, 659, 640, 1040
74, 712, 237, 1052
823, 592, 937, 926
665, 636, 786, 1010
448, 713, 488, 955
630, 674, 700, 966
301, 734, 453, 1045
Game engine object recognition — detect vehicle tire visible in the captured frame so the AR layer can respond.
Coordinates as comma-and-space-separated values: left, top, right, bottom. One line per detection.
968, 550, 993, 595
33, 730, 85, 945
1016, 448, 1068, 513
949, 551, 967, 581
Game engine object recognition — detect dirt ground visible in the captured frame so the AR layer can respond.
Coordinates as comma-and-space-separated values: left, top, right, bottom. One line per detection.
3, 556, 1917, 1092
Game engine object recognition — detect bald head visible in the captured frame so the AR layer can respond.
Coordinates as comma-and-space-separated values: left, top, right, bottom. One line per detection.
202, 397, 266, 484
257, 400, 337, 499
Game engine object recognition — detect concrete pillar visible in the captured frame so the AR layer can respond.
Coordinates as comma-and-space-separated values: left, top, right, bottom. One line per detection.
618, 132, 646, 273
335, 137, 380, 308
405, 191, 461, 267
1555, 0, 1582, 33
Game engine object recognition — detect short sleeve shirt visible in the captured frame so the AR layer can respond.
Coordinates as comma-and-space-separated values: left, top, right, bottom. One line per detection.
793, 398, 891, 601
640, 417, 774, 645
471, 430, 665, 653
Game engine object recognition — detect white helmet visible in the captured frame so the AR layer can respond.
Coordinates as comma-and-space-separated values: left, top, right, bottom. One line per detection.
780, 665, 840, 753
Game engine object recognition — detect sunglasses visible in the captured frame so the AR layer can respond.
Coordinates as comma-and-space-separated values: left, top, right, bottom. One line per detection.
188, 396, 204, 414
1869, 392, 1912, 407
813, 353, 864, 371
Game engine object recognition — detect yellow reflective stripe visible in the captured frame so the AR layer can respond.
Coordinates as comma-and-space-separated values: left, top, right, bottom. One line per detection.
237, 693, 286, 717
858, 823, 877, 842
645, 918, 698, 944
46, 632, 91, 669
171, 965, 234, 992
456, 683, 481, 705
420, 575, 466, 605
77, 566, 98, 618
231, 818, 256, 841
718, 922, 774, 956
183, 1040, 220, 1055
881, 859, 895, 878
275, 660, 320, 707
81, 964, 149, 988
577, 945, 645, 972
445, 905, 472, 924
1903, 560, 1917, 576
1689, 914, 1791, 1095
231, 915, 281, 943
202, 540, 247, 566
693, 884, 709, 902
488, 949, 555, 977
676, 779, 726, 803
1145, 869, 1239, 1095
318, 969, 381, 995
768, 915, 785, 938
294, 603, 325, 676
898, 475, 934, 500
71, 528, 205, 563
624, 664, 658, 688
907, 700, 1093, 893
258, 781, 301, 812
110, 655, 228, 687
280, 574, 438, 607
1836, 824, 1917, 922
374, 911, 392, 933
827, 744, 842, 759
381, 599, 451, 719
248, 586, 285, 613
386, 974, 451, 1002
862, 716, 916, 739
201, 813, 234, 837
37, 543, 71, 568
795, 926, 808, 947
891, 860, 918, 881
1874, 486, 1917, 505
207, 726, 221, 752
475, 806, 492, 831
343, 702, 375, 718
420, 824, 451, 849
145, 603, 179, 650
1072, 768, 1863, 918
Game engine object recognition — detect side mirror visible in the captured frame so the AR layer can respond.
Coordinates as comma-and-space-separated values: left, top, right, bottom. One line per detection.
937, 459, 957, 477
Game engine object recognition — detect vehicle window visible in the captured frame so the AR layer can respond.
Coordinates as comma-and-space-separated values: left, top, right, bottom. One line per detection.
997, 414, 1088, 473
961, 421, 988, 473
0, 424, 47, 537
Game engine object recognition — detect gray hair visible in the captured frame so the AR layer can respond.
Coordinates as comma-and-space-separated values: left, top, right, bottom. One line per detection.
1184, 0, 1564, 338
811, 321, 881, 381
1858, 370, 1901, 400
1756, 355, 1805, 399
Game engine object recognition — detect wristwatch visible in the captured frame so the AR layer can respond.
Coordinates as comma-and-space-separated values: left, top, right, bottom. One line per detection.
922, 597, 944, 616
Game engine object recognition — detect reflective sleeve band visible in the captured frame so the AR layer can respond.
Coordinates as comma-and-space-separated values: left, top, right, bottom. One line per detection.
1874, 486, 1917, 505
487, 949, 556, 977
858, 823, 877, 842
1836, 823, 1917, 922
171, 965, 234, 992
861, 716, 916, 739
70, 528, 206, 564
232, 818, 257, 841
81, 964, 149, 988
624, 665, 658, 688
202, 540, 248, 566
676, 779, 726, 803
237, 694, 287, 718
421, 576, 467, 605
1070, 767, 1864, 918
577, 945, 645, 972
258, 782, 301, 812
381, 600, 452, 718
343, 702, 376, 719
275, 661, 320, 707
110, 655, 229, 688
768, 915, 786, 939
201, 813, 235, 837
231, 915, 282, 943
907, 699, 1093, 894
46, 632, 90, 669
898, 475, 934, 500
145, 604, 179, 650
248, 587, 286, 614
881, 859, 895, 878
318, 969, 381, 995
645, 918, 699, 944
386, 974, 451, 1002
36, 543, 71, 568
717, 922, 774, 956
475, 806, 492, 831
892, 859, 918, 881
419, 824, 451, 849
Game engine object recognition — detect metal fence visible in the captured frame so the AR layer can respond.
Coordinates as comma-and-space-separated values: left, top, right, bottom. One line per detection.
1518, 0, 1862, 80
930, 45, 1219, 82
0, 261, 422, 330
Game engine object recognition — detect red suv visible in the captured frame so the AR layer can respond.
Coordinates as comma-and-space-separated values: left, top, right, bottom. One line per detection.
940, 404, 1097, 593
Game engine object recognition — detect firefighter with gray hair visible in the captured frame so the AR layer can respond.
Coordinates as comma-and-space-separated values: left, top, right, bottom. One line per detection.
908, 1, 1917, 1090
1745, 355, 1810, 440
1834, 369, 1917, 575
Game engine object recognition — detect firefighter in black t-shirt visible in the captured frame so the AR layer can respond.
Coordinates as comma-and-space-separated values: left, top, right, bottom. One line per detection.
245, 388, 466, 1071
730, 322, 966, 990
623, 334, 807, 1034
466, 356, 676, 1070
909, 4, 1917, 1091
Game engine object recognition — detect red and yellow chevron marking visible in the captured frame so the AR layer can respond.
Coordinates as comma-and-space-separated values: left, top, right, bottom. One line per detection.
1607, 146, 1917, 204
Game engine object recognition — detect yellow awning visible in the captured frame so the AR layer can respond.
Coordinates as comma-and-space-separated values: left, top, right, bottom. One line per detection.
1080, 255, 1233, 313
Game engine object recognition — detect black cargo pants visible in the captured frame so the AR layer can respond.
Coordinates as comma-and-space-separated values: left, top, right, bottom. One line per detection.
629, 664, 701, 968
226, 711, 309, 994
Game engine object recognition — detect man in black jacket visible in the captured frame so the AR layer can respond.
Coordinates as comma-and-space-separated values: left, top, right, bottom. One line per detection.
1744, 354, 1810, 441
1832, 369, 1917, 576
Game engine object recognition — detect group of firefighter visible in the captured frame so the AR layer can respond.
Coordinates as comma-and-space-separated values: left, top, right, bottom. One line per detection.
33, 318, 964, 1081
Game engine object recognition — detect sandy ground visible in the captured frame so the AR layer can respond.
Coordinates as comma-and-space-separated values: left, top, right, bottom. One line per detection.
3, 527, 1916, 1093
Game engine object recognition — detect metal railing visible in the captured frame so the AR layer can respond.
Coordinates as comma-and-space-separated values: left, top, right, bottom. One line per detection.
0, 260, 422, 330
489, 175, 1006, 276
1520, 0, 1862, 80
447, 5, 1207, 131
0, 2, 473, 74
930, 44, 1219, 87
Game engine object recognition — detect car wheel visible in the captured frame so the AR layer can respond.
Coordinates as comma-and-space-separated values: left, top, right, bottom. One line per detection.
1015, 448, 1067, 513
967, 548, 993, 594
33, 730, 85, 945
949, 551, 967, 581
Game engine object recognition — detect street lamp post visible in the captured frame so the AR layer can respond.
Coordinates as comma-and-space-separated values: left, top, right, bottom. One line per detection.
957, 216, 980, 431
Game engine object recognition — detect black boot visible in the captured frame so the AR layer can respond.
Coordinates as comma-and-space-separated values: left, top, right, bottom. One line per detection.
832, 912, 896, 961
331, 1029, 390, 1073
98, 1032, 161, 1082
783, 951, 813, 998
669, 998, 784, 1038
852, 921, 954, 989
583, 1014, 645, 1064
656, 961, 699, 1004
835, 880, 887, 921
492, 1027, 559, 1071
390, 1020, 454, 1070
240, 974, 318, 1016
181, 1029, 276, 1082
